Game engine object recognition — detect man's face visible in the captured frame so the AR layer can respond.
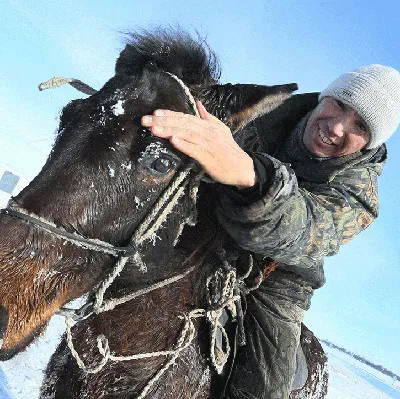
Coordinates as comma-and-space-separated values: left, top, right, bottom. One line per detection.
303, 97, 370, 158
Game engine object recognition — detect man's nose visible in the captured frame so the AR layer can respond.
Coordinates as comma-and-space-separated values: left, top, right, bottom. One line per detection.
329, 119, 346, 136
329, 114, 354, 135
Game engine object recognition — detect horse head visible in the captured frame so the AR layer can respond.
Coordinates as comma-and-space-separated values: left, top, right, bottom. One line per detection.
0, 29, 297, 361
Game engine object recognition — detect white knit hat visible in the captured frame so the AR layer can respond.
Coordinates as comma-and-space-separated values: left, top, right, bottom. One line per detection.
319, 64, 400, 149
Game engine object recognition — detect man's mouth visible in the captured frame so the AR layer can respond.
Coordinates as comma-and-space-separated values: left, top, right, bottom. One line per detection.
318, 129, 335, 145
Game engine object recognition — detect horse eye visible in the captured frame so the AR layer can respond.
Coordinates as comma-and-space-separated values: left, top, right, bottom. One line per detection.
146, 156, 177, 175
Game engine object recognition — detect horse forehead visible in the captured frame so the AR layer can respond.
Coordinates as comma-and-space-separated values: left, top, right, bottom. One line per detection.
60, 71, 189, 134
88, 80, 155, 118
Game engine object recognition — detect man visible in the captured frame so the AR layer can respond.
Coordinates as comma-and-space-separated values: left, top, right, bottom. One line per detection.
142, 65, 400, 398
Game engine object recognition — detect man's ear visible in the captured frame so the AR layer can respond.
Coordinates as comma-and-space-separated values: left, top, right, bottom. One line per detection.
198, 83, 298, 132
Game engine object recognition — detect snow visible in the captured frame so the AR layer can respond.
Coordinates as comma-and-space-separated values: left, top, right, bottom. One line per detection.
324, 344, 400, 399
111, 100, 125, 116
1, 317, 65, 399
108, 166, 115, 177
138, 142, 169, 163
0, 297, 87, 399
34, 269, 59, 283
0, 367, 12, 399
148, 232, 162, 246
134, 196, 144, 209
121, 162, 132, 171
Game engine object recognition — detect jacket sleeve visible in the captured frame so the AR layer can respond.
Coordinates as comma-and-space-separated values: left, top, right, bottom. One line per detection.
215, 155, 381, 269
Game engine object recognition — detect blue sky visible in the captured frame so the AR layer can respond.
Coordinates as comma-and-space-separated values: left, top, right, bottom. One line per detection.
1, 0, 399, 375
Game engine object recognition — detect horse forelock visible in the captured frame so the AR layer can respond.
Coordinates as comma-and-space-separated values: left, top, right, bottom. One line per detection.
115, 28, 221, 87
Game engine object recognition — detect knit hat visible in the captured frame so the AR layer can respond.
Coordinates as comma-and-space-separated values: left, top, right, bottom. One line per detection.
319, 64, 400, 149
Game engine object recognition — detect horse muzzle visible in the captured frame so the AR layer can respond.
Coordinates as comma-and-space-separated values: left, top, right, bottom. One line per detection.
0, 305, 8, 351
0, 315, 49, 361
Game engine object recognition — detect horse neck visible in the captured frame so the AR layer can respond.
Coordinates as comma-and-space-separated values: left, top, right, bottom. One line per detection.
62, 234, 217, 388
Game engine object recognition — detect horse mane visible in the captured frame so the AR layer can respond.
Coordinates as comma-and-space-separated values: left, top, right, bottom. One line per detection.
115, 27, 221, 86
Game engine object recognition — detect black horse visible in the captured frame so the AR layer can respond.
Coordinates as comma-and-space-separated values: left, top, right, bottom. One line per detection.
0, 29, 327, 398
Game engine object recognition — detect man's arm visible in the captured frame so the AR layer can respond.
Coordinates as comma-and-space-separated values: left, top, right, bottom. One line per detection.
216, 155, 381, 268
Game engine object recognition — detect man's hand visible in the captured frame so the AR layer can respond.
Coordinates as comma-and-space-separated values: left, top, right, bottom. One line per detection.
141, 101, 256, 188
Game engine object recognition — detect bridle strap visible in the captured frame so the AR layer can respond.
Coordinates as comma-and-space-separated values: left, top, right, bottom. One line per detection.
0, 158, 200, 260
0, 206, 134, 256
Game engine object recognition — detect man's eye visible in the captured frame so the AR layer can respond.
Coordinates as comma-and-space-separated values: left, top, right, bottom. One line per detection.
356, 121, 369, 135
357, 121, 365, 131
334, 99, 346, 110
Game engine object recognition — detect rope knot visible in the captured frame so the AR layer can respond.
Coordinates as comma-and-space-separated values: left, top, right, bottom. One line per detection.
205, 268, 241, 374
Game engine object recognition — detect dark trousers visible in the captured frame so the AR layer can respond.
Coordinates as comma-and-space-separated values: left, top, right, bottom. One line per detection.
224, 270, 313, 399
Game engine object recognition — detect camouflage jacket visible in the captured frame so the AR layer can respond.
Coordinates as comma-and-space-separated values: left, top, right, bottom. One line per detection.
216, 93, 387, 290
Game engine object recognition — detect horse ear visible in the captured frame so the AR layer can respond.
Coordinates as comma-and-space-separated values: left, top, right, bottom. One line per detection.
200, 83, 298, 132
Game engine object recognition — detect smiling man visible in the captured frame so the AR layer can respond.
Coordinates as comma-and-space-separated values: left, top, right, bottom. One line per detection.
303, 97, 371, 157
142, 64, 400, 399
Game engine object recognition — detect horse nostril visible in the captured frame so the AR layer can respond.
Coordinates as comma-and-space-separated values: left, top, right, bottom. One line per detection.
0, 305, 8, 347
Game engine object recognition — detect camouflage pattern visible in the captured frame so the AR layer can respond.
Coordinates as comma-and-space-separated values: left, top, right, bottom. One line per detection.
217, 152, 384, 290
220, 93, 386, 399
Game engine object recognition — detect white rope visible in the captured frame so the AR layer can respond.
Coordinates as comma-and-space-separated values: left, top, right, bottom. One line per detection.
65, 307, 205, 387
95, 265, 196, 314
65, 315, 109, 374
166, 73, 200, 118
92, 162, 199, 315
93, 256, 130, 314
136, 310, 204, 399
134, 179, 188, 243
206, 269, 239, 374
132, 251, 147, 273
65, 268, 239, 397
130, 163, 194, 245
192, 367, 211, 399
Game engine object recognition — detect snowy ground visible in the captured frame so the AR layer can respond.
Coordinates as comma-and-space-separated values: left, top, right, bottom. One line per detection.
1, 322, 400, 398
0, 316, 65, 399
324, 344, 400, 399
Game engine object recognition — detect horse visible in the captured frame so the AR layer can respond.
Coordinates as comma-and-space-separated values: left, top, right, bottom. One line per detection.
0, 29, 327, 398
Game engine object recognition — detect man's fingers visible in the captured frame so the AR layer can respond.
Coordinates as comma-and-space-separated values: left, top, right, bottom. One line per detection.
165, 129, 213, 150
139, 104, 252, 186
141, 112, 204, 131
142, 113, 217, 146
196, 101, 220, 124
170, 136, 216, 170
196, 101, 209, 119
153, 109, 185, 118
170, 136, 201, 160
